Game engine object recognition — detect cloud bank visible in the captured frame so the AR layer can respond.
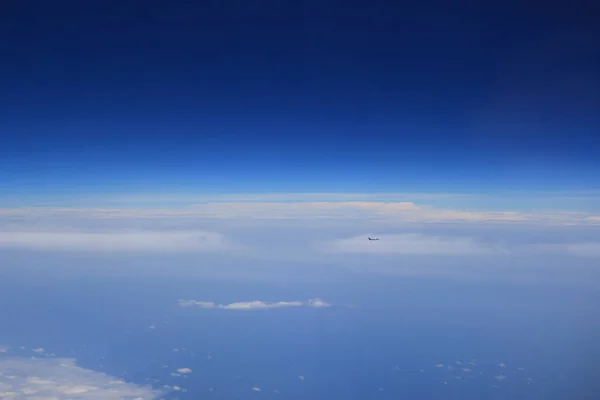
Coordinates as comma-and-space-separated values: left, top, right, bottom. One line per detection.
320, 234, 504, 255
177, 298, 331, 310
0, 230, 242, 253
0, 357, 161, 399
1, 200, 598, 225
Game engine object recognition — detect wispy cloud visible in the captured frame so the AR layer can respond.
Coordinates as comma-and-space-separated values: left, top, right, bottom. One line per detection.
566, 243, 600, 257
1, 201, 598, 224
522, 242, 600, 258
319, 234, 504, 255
177, 298, 331, 310
0, 230, 244, 253
0, 357, 161, 399
31, 191, 486, 205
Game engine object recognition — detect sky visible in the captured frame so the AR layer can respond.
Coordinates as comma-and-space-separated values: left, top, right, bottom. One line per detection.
0, 1, 599, 399
0, 0, 599, 194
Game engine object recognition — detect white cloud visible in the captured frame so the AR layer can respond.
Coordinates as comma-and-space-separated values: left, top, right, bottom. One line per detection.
0, 230, 242, 253
176, 368, 192, 374
0, 356, 161, 399
320, 234, 503, 255
164, 385, 186, 392
178, 298, 330, 310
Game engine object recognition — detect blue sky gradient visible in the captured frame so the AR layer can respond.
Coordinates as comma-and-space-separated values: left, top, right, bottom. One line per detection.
1, 0, 598, 195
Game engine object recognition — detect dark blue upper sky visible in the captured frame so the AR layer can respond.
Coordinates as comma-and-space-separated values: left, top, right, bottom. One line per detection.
1, 0, 598, 194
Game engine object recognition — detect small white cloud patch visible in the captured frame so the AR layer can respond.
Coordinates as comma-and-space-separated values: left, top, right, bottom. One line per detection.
176, 368, 192, 374
0, 356, 161, 399
178, 298, 330, 310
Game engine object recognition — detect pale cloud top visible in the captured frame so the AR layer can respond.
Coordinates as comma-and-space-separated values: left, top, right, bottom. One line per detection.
18, 190, 600, 207
0, 357, 161, 399
0, 200, 598, 224
0, 231, 244, 253
177, 298, 331, 310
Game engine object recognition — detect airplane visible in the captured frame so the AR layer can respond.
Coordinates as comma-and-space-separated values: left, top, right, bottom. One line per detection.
368, 237, 380, 241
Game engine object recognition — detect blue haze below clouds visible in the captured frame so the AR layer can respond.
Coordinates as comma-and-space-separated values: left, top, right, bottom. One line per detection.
1, 273, 599, 399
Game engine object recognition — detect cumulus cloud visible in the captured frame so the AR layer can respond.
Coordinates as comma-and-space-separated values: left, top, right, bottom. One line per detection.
320, 234, 503, 255
176, 368, 192, 374
0, 230, 243, 253
177, 298, 330, 310
0, 356, 161, 399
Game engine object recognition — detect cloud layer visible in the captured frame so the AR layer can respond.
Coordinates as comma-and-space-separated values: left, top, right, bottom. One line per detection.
177, 298, 331, 310
0, 230, 242, 253
320, 234, 504, 255
1, 200, 598, 224
0, 357, 161, 399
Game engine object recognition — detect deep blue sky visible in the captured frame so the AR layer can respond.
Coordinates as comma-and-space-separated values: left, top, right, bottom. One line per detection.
1, 0, 598, 194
